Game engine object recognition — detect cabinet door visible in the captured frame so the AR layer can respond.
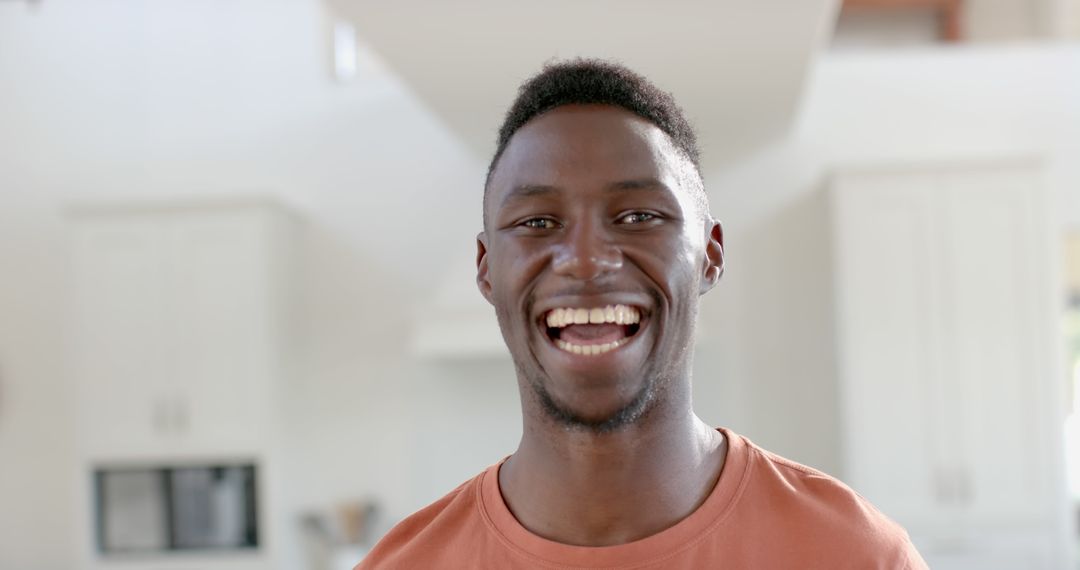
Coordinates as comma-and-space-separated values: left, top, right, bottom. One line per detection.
832, 162, 1067, 566
832, 171, 950, 527
168, 210, 278, 453
938, 167, 1056, 524
72, 219, 171, 457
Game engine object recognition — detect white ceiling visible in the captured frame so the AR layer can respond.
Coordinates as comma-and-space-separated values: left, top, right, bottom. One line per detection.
326, 0, 841, 166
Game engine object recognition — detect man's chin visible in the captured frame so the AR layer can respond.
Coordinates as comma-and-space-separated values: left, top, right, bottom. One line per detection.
532, 379, 656, 434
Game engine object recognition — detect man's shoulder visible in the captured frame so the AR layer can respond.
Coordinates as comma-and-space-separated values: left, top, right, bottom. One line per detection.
737, 436, 925, 567
746, 441, 899, 527
354, 471, 488, 570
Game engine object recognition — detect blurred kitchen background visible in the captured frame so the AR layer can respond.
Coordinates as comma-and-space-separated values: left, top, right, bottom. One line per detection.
1, 0, 1079, 569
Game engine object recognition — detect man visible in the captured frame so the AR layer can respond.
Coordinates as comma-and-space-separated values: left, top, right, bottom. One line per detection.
357, 60, 927, 569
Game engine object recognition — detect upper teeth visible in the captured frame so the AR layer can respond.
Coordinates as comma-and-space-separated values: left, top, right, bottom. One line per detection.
545, 305, 641, 328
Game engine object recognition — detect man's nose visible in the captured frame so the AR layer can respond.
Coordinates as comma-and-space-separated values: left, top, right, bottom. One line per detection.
552, 221, 623, 281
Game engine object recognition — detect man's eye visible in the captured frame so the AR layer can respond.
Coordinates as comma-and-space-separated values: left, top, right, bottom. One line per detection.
521, 218, 558, 230
618, 212, 657, 224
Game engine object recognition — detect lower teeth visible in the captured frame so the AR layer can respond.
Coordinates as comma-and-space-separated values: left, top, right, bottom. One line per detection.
555, 337, 629, 356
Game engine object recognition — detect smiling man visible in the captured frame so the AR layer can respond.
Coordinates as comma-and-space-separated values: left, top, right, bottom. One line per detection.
357, 60, 927, 569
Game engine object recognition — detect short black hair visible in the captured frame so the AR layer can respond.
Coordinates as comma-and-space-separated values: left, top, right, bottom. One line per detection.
485, 59, 705, 210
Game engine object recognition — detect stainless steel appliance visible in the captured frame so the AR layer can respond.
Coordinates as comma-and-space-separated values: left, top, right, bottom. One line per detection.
94, 463, 258, 554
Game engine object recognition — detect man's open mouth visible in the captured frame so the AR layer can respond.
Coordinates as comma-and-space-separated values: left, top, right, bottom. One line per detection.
541, 304, 644, 356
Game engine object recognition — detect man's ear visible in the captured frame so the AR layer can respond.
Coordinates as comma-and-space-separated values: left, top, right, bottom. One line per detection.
476, 232, 494, 305
700, 218, 724, 295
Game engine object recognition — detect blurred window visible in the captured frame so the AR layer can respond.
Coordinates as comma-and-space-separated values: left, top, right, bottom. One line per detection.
1064, 232, 1080, 504
1065, 310, 1080, 500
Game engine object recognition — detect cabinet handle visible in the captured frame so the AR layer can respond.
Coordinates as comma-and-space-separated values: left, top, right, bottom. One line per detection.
152, 399, 168, 434
958, 468, 973, 506
933, 466, 951, 504
175, 397, 188, 433
934, 465, 972, 506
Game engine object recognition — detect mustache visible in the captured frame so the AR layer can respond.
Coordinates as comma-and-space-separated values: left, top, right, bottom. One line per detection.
535, 281, 635, 300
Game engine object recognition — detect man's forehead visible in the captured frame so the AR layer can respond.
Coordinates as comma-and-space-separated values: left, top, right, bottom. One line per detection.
488, 105, 689, 200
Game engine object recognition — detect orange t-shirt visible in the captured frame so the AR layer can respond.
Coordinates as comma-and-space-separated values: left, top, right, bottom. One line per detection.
356, 428, 927, 569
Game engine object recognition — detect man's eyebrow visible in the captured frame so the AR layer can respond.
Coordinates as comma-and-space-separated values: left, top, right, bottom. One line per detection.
500, 184, 560, 208
606, 178, 673, 193
499, 179, 672, 208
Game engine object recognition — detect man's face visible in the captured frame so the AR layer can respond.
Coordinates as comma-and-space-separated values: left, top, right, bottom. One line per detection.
477, 105, 723, 431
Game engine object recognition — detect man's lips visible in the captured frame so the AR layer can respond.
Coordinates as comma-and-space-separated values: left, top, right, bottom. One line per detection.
536, 304, 646, 356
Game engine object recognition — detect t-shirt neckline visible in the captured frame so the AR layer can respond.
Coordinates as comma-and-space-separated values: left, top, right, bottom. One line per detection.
475, 427, 752, 569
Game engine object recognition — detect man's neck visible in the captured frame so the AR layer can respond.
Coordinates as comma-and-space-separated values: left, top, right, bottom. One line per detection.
498, 408, 726, 547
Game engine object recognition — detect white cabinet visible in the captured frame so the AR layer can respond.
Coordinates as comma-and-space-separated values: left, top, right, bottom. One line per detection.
72, 217, 171, 457
68, 199, 295, 569
71, 202, 290, 459
165, 211, 280, 453
830, 161, 1072, 569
